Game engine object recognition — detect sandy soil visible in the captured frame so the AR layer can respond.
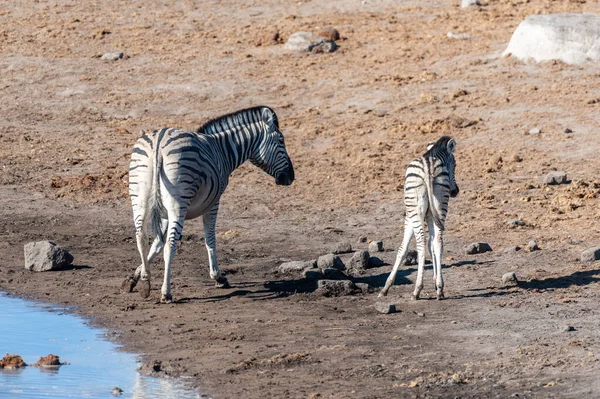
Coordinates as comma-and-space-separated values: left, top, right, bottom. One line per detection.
2, 0, 600, 397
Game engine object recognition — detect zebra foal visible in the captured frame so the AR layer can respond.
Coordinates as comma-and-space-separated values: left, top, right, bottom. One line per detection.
379, 136, 459, 300
124, 106, 295, 303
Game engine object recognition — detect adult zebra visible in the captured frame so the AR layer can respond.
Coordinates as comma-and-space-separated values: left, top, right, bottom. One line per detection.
379, 136, 459, 300
123, 106, 294, 303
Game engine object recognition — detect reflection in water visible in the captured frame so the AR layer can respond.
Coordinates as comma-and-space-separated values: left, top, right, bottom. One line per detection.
0, 294, 202, 399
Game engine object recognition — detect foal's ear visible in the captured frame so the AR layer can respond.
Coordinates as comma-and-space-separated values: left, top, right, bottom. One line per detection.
426, 142, 434, 151
140, 129, 147, 136
446, 138, 456, 154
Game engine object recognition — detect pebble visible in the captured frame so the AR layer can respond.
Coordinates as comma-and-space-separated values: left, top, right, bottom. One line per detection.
564, 128, 573, 134
317, 253, 345, 270
528, 127, 541, 135
317, 27, 340, 41
346, 250, 369, 273
502, 272, 518, 285
447, 32, 471, 40
527, 240, 540, 251
460, 0, 480, 7
504, 246, 521, 254
357, 236, 368, 244
507, 219, 526, 228
355, 282, 370, 293
581, 247, 600, 263
368, 240, 384, 253
111, 387, 124, 396
464, 242, 493, 255
564, 326, 576, 332
333, 242, 353, 254
101, 52, 123, 61
404, 250, 418, 265
309, 39, 337, 53
279, 260, 316, 273
542, 171, 568, 185
374, 302, 397, 314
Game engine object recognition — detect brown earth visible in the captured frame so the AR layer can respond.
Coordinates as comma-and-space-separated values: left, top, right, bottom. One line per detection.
2, 0, 600, 397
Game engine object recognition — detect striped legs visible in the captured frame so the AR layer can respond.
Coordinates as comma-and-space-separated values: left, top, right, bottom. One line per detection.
411, 221, 427, 300
160, 212, 185, 303
379, 221, 413, 297
427, 214, 445, 300
203, 202, 230, 288
122, 222, 167, 294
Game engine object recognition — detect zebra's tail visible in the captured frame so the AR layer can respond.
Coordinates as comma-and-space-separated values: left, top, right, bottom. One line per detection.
423, 157, 445, 231
149, 150, 165, 244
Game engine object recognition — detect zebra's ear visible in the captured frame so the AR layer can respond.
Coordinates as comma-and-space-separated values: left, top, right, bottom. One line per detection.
140, 129, 147, 136
427, 142, 434, 151
446, 138, 456, 154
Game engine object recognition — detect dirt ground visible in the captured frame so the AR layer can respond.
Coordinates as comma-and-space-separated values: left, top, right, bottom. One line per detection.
2, 0, 600, 397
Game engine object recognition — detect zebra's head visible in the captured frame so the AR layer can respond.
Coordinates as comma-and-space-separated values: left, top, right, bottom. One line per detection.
427, 136, 459, 197
250, 107, 295, 186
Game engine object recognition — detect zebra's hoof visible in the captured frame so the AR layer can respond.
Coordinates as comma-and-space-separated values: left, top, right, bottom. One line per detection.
377, 291, 387, 298
139, 279, 151, 299
437, 293, 445, 300
411, 293, 419, 301
160, 294, 172, 304
121, 276, 137, 293
215, 276, 230, 289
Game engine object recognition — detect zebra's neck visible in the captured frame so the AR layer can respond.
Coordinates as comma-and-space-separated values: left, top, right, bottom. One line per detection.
207, 122, 266, 175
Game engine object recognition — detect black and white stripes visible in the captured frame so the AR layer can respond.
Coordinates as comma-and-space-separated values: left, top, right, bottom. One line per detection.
124, 106, 294, 302
379, 136, 459, 300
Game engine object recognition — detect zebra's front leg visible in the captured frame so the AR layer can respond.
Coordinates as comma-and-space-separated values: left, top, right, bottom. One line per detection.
122, 219, 167, 293
411, 223, 427, 300
203, 203, 230, 288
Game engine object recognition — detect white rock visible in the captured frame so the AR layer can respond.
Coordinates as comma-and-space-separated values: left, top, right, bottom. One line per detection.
447, 32, 471, 40
529, 127, 541, 135
101, 52, 124, 61
284, 32, 318, 51
503, 14, 600, 65
460, 0, 479, 7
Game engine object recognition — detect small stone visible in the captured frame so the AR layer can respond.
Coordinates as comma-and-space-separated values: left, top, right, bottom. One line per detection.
322, 268, 348, 280
502, 272, 518, 285
357, 236, 368, 243
527, 240, 540, 251
404, 250, 418, 265
253, 30, 280, 46
285, 32, 337, 53
278, 260, 316, 273
447, 32, 471, 40
101, 52, 123, 61
24, 241, 74, 272
317, 254, 345, 270
564, 128, 573, 134
333, 242, 353, 254
460, 0, 480, 7
308, 39, 337, 53
368, 256, 384, 268
303, 268, 324, 280
464, 242, 493, 255
511, 155, 523, 163
564, 326, 576, 332
168, 323, 183, 330
374, 302, 397, 314
355, 283, 371, 293
451, 320, 457, 324
507, 219, 526, 228
504, 246, 521, 254
111, 387, 124, 396
542, 171, 568, 185
368, 240, 384, 253
316, 280, 360, 297
529, 127, 541, 135
581, 247, 600, 262
347, 250, 369, 273
317, 27, 340, 41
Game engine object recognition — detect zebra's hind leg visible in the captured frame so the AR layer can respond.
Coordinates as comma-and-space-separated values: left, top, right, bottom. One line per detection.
122, 219, 167, 293
428, 222, 436, 283
203, 203, 230, 288
430, 222, 445, 300
379, 222, 413, 297
411, 221, 427, 300
160, 215, 185, 303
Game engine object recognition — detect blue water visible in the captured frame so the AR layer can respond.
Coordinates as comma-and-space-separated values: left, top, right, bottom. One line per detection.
0, 294, 202, 399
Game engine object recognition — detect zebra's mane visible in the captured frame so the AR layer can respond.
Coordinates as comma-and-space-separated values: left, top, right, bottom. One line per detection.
196, 106, 277, 135
424, 136, 453, 158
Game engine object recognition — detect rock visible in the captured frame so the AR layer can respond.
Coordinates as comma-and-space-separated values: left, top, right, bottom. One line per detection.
511, 155, 523, 163
368, 256, 384, 268
278, 260, 316, 273
33, 354, 64, 367
24, 241, 73, 271
503, 14, 600, 64
316, 280, 360, 297
0, 354, 27, 369
309, 39, 337, 54
581, 247, 600, 262
317, 27, 340, 41
542, 171, 568, 185
460, 0, 480, 7
333, 242, 353, 254
527, 240, 540, 251
374, 302, 397, 314
464, 242, 493, 255
347, 250, 369, 273
447, 32, 471, 40
529, 127, 541, 135
253, 30, 280, 46
355, 283, 371, 293
564, 325, 576, 332
564, 128, 573, 134
303, 268, 324, 280
504, 246, 521, 254
101, 52, 123, 61
368, 240, 384, 253
322, 268, 348, 280
317, 253, 345, 270
507, 219, 526, 228
502, 272, 518, 285
405, 250, 418, 265
285, 32, 337, 53
357, 236, 368, 244
111, 387, 124, 396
